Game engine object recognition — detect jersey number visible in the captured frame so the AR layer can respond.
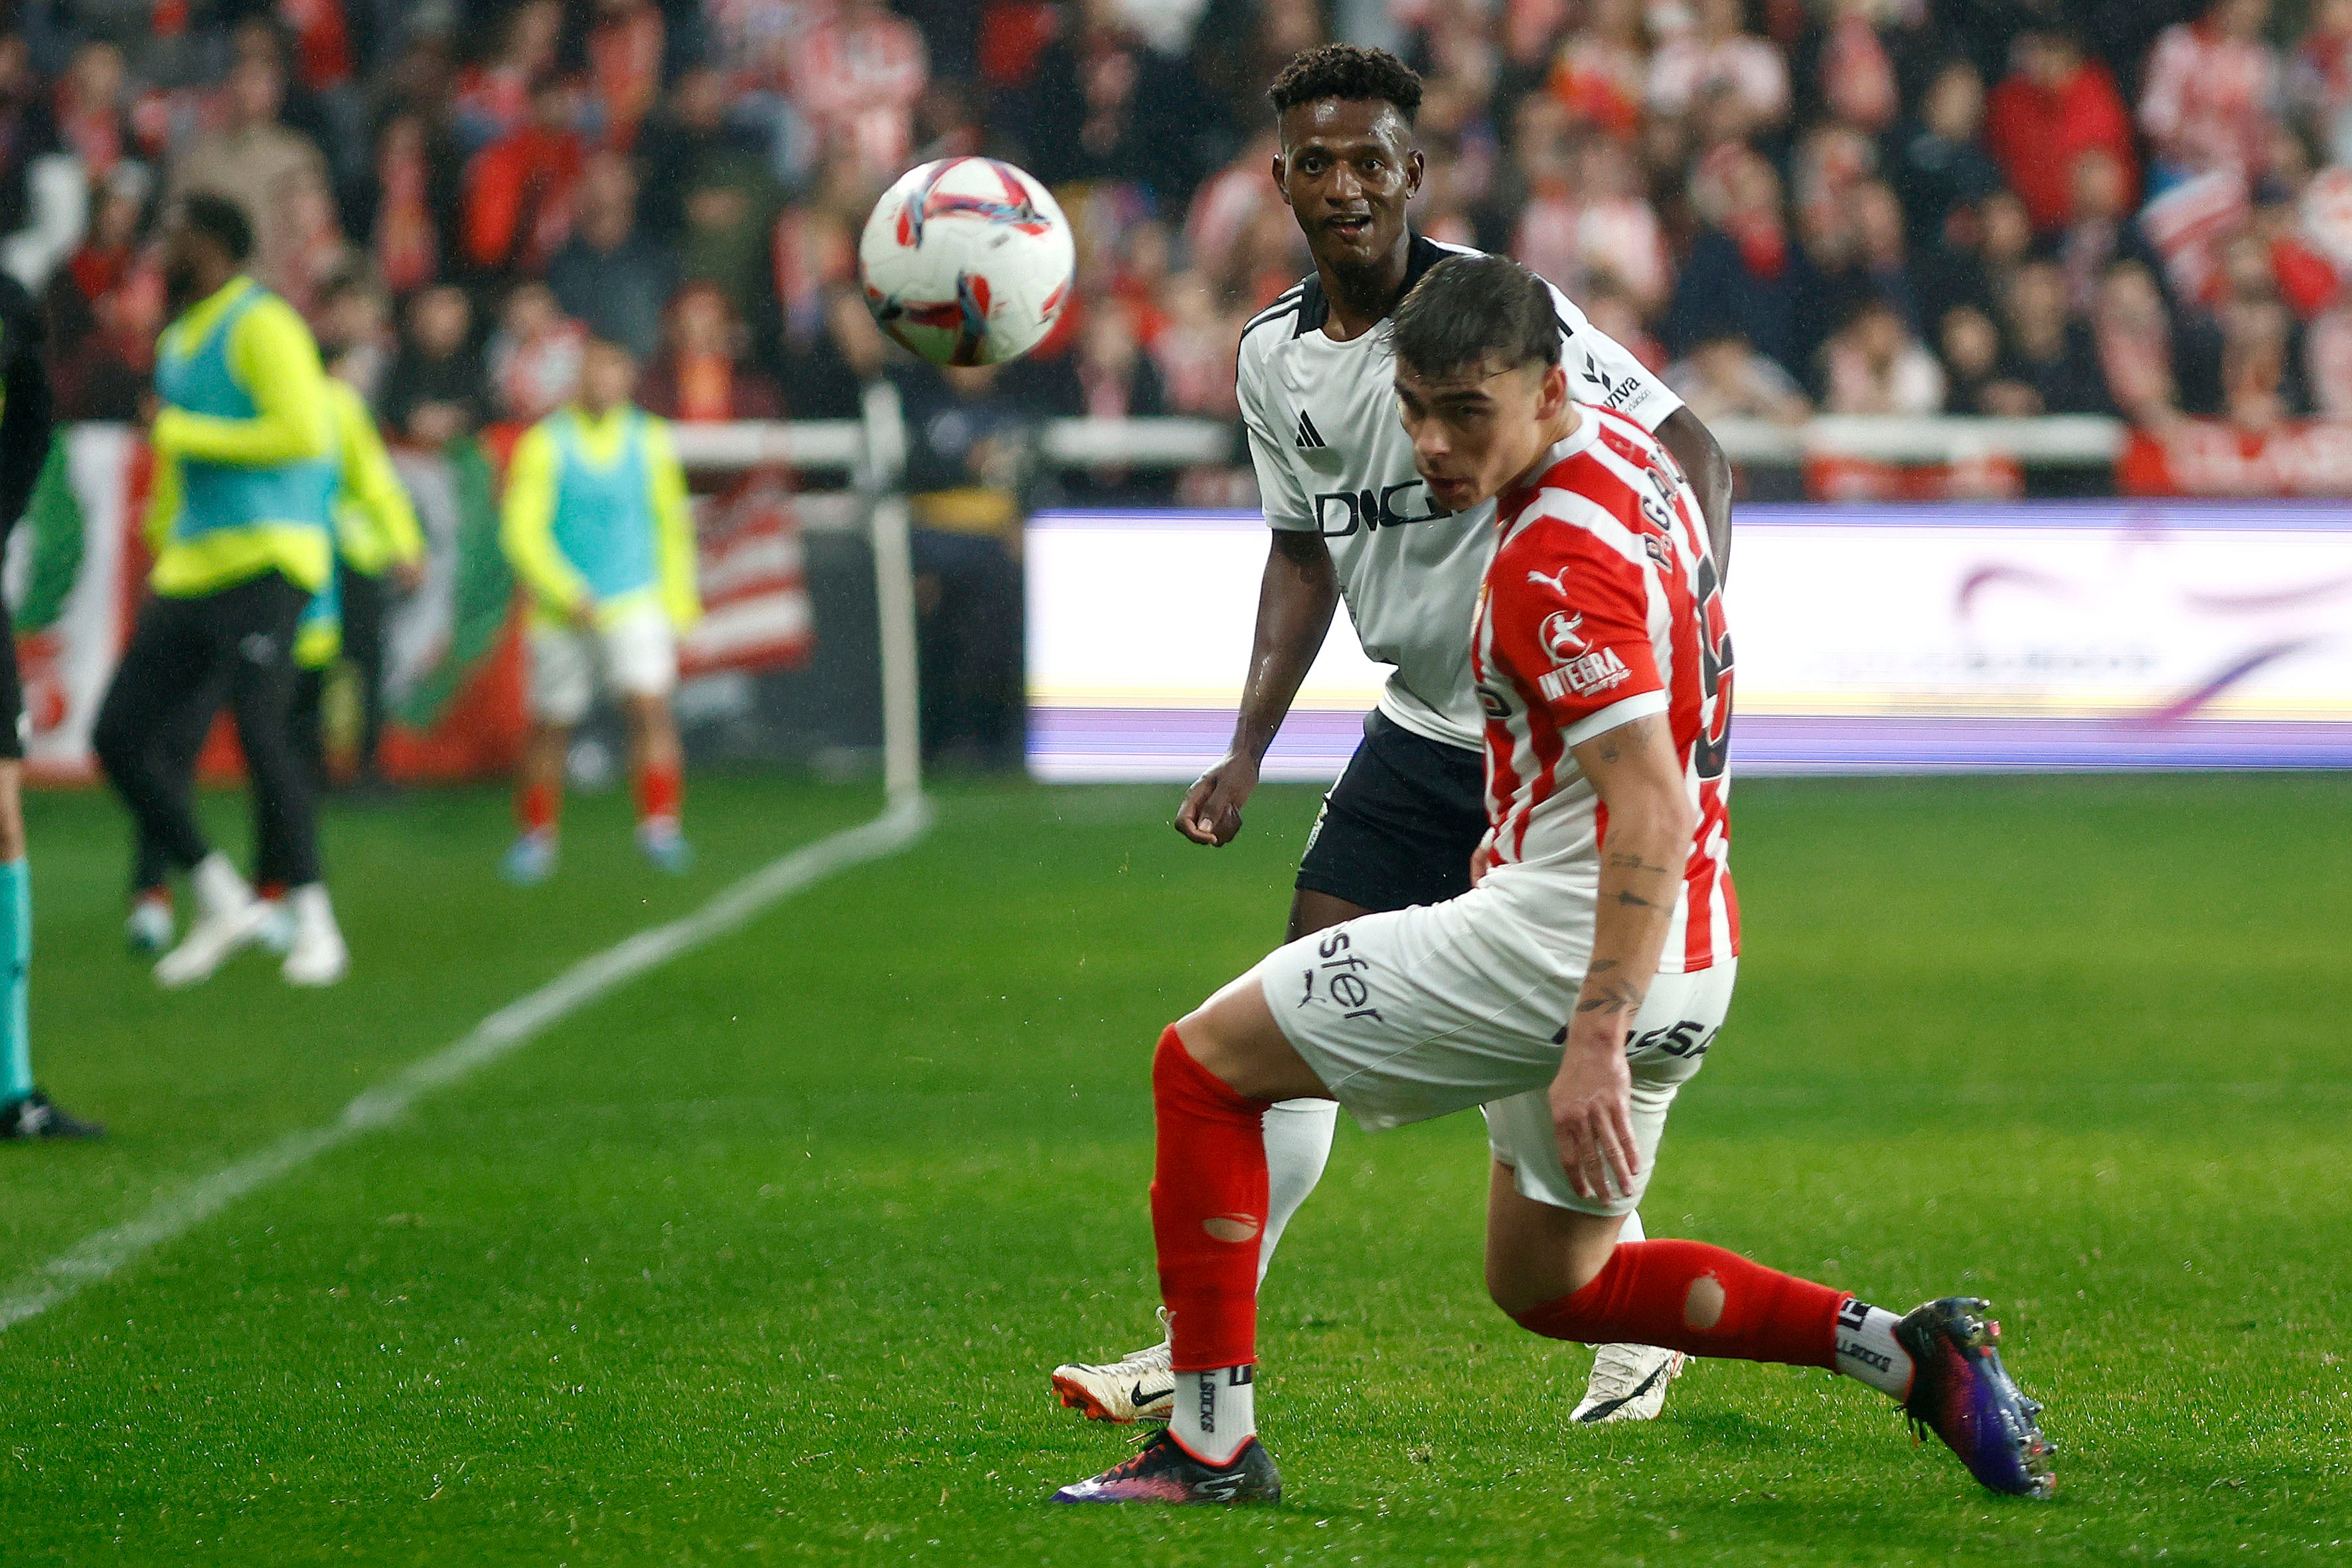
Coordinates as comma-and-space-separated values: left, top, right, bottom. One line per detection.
1692, 553, 1733, 782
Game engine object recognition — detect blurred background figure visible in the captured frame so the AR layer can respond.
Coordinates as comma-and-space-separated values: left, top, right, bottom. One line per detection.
639, 280, 782, 421
382, 284, 486, 447
499, 337, 700, 884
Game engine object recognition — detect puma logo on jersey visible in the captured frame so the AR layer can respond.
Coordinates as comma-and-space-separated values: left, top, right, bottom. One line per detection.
1526, 566, 1571, 596
1294, 409, 1326, 448
1538, 647, 1630, 701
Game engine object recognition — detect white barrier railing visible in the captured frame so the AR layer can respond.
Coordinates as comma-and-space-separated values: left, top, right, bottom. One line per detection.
665, 410, 2128, 482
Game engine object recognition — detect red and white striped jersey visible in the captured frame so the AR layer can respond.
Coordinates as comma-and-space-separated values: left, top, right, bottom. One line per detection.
1470, 404, 1738, 973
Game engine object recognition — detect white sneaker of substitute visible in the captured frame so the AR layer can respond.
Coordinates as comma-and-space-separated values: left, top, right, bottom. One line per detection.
124, 896, 175, 954
1051, 1307, 1176, 1423
279, 884, 349, 987
1570, 1343, 1689, 1425
155, 854, 272, 988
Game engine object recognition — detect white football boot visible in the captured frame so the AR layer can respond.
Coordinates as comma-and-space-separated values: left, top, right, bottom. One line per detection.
1051, 1308, 1177, 1424
1571, 1342, 1689, 1424
279, 884, 350, 986
155, 853, 272, 988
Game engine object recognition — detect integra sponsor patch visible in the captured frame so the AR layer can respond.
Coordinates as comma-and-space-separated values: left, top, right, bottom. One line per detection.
1538, 647, 1630, 701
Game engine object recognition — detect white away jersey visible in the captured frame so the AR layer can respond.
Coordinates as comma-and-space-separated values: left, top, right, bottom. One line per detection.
1237, 235, 1683, 750
1472, 403, 1737, 973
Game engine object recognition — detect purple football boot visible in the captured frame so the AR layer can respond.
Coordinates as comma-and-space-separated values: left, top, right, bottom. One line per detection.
1896, 1296, 2056, 1499
1052, 1429, 1282, 1506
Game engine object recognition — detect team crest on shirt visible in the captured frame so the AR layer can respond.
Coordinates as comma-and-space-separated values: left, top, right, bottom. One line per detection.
1539, 611, 1589, 661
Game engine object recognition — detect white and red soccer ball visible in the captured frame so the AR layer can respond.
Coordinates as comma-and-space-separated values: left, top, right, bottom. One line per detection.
858, 157, 1075, 368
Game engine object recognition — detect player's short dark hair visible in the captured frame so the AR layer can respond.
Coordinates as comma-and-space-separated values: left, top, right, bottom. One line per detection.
1267, 44, 1423, 126
1390, 254, 1561, 383
179, 191, 253, 262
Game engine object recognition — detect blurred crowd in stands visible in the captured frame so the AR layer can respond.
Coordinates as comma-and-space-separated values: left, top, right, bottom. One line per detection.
8, 0, 2352, 455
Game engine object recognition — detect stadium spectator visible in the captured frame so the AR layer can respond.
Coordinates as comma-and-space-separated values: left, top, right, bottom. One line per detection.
639, 280, 783, 420
1545, 0, 1646, 140
2093, 258, 2190, 428
53, 40, 135, 181
2292, 0, 2352, 165
1664, 329, 1812, 424
452, 0, 566, 156
674, 131, 785, 334
1667, 143, 1798, 372
380, 283, 487, 447
2221, 293, 2306, 427
1983, 26, 2138, 233
892, 360, 1031, 767
2140, 0, 2282, 187
1938, 302, 2018, 416
789, 0, 927, 185
0, 35, 60, 243
1647, 0, 1789, 136
2058, 148, 2136, 315
1152, 278, 1243, 418
163, 53, 329, 293
488, 280, 588, 424
588, 0, 666, 149
548, 150, 677, 361
314, 274, 394, 407
1890, 58, 2003, 250
43, 165, 154, 421
1999, 259, 2112, 416
266, 163, 359, 323
1004, 0, 1210, 195
364, 108, 457, 298
461, 74, 587, 282
633, 65, 768, 243
1819, 295, 1944, 415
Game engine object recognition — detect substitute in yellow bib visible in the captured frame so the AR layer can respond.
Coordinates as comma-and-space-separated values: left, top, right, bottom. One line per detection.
499, 335, 700, 884
286, 366, 428, 793
91, 194, 349, 990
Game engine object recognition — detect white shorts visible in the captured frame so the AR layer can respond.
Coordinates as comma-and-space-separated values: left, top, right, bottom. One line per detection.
527, 606, 677, 725
1258, 876, 1735, 1217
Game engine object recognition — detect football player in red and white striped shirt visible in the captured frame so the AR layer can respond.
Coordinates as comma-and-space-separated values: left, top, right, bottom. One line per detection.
1052, 255, 2053, 1508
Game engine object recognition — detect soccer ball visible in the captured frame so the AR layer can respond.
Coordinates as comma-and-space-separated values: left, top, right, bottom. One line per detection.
858, 157, 1075, 368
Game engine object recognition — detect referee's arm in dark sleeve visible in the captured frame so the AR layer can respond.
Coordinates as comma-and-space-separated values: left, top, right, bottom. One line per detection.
0, 287, 54, 530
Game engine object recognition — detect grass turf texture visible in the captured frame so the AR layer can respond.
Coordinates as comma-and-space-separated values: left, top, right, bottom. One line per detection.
1, 773, 2347, 1565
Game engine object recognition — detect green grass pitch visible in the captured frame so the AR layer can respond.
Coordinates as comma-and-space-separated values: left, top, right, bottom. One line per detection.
1, 771, 2347, 1565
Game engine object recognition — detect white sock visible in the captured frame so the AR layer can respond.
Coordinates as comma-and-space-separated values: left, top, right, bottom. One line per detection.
1255, 1098, 1337, 1285
1170, 1366, 1256, 1464
1832, 1300, 1916, 1399
191, 853, 252, 920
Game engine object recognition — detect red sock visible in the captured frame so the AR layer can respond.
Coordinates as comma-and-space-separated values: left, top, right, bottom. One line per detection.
256, 881, 285, 902
1514, 1239, 1848, 1370
519, 779, 560, 835
1150, 1026, 1274, 1373
635, 759, 681, 826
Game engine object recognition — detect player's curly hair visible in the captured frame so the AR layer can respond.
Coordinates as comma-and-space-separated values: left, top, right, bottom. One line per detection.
1267, 44, 1423, 125
1390, 254, 1561, 382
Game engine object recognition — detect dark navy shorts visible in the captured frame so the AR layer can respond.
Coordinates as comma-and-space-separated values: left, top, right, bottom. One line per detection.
1293, 710, 1487, 915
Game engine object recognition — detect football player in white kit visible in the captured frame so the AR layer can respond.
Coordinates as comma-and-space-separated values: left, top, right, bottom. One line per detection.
1050, 252, 2053, 1509
1050, 44, 1731, 1429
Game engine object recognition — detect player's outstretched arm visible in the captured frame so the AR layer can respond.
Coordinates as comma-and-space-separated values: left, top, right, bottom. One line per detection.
1175, 529, 1340, 846
1549, 714, 1697, 1202
1655, 407, 1732, 578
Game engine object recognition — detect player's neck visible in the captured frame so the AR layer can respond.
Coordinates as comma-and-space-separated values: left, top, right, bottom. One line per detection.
1315, 243, 1411, 343
1501, 403, 1584, 501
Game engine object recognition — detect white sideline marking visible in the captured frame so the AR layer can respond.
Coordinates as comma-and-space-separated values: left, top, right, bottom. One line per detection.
0, 794, 932, 1334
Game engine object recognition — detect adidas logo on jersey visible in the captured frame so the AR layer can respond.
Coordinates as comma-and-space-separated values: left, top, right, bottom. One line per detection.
1294, 410, 1326, 449
1538, 647, 1630, 701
